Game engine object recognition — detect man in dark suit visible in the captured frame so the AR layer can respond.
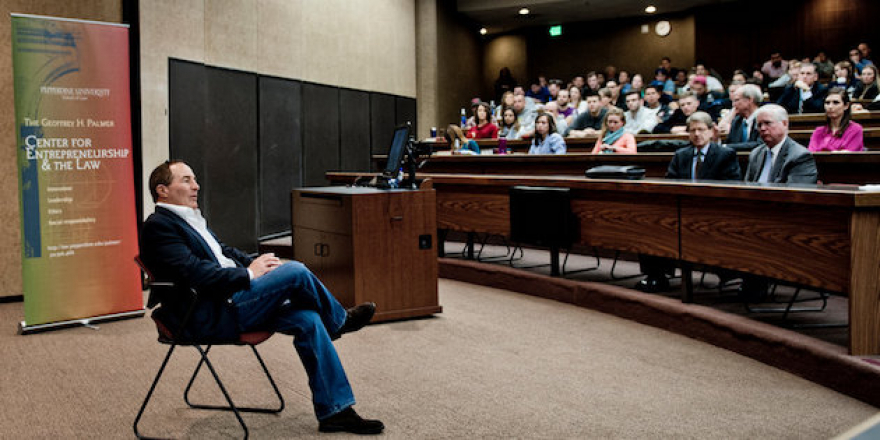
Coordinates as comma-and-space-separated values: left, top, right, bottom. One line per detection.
636, 112, 742, 292
776, 63, 828, 114
744, 104, 818, 184
140, 161, 384, 435
724, 84, 763, 151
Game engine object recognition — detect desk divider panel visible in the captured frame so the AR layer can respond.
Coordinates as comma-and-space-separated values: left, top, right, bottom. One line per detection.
679, 197, 850, 293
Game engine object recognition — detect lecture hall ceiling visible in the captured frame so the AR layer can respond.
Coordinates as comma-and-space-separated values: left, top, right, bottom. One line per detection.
457, 0, 736, 33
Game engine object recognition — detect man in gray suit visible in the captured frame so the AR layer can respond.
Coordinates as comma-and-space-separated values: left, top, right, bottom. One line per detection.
744, 104, 818, 184
740, 104, 817, 299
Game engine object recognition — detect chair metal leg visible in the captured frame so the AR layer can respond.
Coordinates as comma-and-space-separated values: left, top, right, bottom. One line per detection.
609, 250, 642, 280
134, 345, 177, 439
476, 235, 514, 262
561, 247, 600, 276
189, 345, 250, 439
184, 345, 285, 414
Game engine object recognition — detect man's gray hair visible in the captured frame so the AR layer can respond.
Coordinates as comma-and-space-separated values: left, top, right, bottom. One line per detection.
754, 103, 789, 124
686, 111, 715, 129
739, 84, 763, 104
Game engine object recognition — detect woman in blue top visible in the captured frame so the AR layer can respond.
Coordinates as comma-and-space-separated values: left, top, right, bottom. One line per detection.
528, 113, 567, 155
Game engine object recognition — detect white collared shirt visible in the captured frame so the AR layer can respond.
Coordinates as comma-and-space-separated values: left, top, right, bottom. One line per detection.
157, 202, 238, 269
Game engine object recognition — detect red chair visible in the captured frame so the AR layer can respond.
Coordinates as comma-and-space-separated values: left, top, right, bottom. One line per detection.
133, 257, 284, 439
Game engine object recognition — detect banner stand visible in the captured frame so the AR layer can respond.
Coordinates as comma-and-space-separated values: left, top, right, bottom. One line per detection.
19, 308, 145, 335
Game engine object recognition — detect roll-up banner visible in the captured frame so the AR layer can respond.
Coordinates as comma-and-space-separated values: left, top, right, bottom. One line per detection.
11, 14, 143, 332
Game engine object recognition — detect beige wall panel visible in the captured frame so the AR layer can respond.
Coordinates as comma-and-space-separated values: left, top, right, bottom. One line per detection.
295, 1, 343, 87
0, 1, 122, 296
139, 0, 206, 217
205, 0, 259, 70
257, 0, 305, 80
416, 0, 438, 139
365, 0, 417, 97
483, 35, 528, 98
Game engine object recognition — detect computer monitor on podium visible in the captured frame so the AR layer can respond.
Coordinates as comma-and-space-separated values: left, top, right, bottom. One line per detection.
382, 123, 412, 178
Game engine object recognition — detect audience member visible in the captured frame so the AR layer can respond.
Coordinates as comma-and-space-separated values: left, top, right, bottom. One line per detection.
740, 104, 818, 299
688, 75, 722, 120
833, 61, 856, 92
445, 124, 480, 154
642, 85, 672, 123
654, 92, 700, 134
466, 102, 499, 139
808, 88, 865, 152
629, 74, 645, 95
853, 64, 879, 101
694, 64, 724, 93
569, 86, 588, 116
618, 70, 632, 94
597, 87, 613, 109
526, 79, 550, 103
604, 65, 617, 86
605, 80, 626, 109
650, 68, 676, 101
494, 67, 517, 102
762, 52, 789, 80
498, 107, 522, 140
542, 102, 569, 136
623, 91, 659, 134
571, 75, 586, 93
585, 71, 601, 95
528, 113, 566, 155
768, 60, 800, 91
496, 91, 515, 123
659, 57, 672, 73
555, 88, 575, 120
512, 94, 537, 138
636, 112, 741, 292
591, 108, 635, 154
777, 62, 827, 114
859, 42, 872, 61
813, 50, 834, 80
850, 48, 874, 75
745, 104, 818, 183
721, 84, 763, 151
566, 94, 607, 137
674, 70, 689, 96
548, 79, 563, 101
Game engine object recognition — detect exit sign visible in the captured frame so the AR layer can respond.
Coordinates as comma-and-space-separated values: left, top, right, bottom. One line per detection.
549, 25, 562, 37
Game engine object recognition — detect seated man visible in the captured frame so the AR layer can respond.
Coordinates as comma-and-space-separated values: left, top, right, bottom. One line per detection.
776, 62, 827, 114
140, 160, 384, 435
722, 84, 763, 151
636, 112, 741, 292
641, 85, 672, 124
740, 104, 818, 298
623, 91, 659, 134
745, 104, 818, 184
566, 94, 606, 137
652, 92, 700, 134
512, 93, 537, 138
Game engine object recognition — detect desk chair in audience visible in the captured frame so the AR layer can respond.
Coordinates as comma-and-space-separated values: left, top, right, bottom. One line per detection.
508, 186, 598, 276
133, 257, 284, 439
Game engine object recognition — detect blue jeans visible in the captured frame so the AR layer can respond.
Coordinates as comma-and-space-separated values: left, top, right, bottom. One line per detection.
231, 261, 355, 420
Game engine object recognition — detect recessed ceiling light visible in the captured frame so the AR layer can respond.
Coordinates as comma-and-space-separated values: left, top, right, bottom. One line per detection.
480, 27, 487, 35
519, 8, 530, 15
645, 5, 657, 13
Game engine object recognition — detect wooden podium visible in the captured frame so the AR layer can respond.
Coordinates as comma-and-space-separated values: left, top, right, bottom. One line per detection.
291, 186, 441, 322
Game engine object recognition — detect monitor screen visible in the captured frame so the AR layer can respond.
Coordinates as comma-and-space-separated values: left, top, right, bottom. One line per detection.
383, 124, 411, 176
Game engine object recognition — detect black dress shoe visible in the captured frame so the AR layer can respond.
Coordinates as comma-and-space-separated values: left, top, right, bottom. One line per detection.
635, 276, 670, 293
319, 407, 384, 435
332, 302, 376, 340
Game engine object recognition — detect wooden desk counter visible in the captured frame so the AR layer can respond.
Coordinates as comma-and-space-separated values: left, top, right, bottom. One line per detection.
375, 151, 880, 185
326, 171, 880, 355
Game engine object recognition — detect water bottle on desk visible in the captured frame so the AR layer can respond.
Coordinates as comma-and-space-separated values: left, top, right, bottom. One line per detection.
460, 108, 467, 127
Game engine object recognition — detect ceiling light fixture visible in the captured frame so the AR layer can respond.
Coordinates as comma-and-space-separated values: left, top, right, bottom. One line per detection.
519, 8, 530, 15
645, 5, 657, 13
480, 27, 487, 35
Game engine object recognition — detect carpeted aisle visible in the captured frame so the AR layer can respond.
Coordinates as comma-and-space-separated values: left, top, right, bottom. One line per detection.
0, 280, 875, 438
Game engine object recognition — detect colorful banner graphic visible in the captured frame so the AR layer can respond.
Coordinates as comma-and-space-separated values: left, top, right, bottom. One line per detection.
11, 14, 142, 327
